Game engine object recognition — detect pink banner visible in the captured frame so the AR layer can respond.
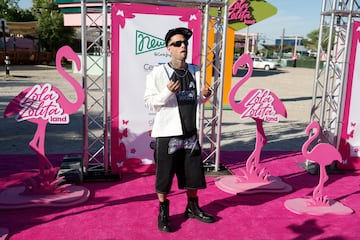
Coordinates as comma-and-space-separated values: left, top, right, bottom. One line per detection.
110, 3, 202, 173
339, 21, 360, 169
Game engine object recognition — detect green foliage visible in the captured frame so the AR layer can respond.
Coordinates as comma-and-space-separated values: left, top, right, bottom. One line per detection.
0, 0, 18, 10
33, 0, 75, 53
304, 27, 330, 51
4, 8, 35, 21
0, 0, 35, 21
287, 59, 316, 68
303, 29, 320, 51
0, 0, 75, 54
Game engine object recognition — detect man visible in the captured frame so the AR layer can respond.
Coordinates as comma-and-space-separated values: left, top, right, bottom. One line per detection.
144, 27, 215, 232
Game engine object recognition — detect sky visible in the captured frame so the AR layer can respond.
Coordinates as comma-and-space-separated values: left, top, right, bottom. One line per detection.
18, 0, 32, 10
240, 0, 323, 44
18, 0, 323, 43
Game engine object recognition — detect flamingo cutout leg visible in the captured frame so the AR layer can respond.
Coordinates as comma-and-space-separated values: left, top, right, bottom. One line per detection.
216, 117, 291, 194
28, 122, 53, 176
251, 119, 268, 168
29, 122, 46, 155
284, 121, 353, 215
0, 46, 91, 208
25, 122, 60, 194
241, 119, 270, 182
215, 53, 292, 194
310, 166, 330, 206
284, 162, 352, 215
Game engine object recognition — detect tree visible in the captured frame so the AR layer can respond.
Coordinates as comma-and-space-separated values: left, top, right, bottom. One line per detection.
0, 0, 35, 21
0, 0, 18, 10
33, 0, 75, 56
303, 27, 330, 52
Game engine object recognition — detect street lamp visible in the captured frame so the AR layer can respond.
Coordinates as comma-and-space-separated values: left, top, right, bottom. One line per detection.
1, 19, 10, 76
4, 55, 10, 75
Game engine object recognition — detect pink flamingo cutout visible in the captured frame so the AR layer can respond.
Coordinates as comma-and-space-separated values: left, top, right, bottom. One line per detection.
3, 46, 84, 194
230, 54, 287, 182
284, 121, 353, 215
215, 54, 291, 194
302, 121, 343, 206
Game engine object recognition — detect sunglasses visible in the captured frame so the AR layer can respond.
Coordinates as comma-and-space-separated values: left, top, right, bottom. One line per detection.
169, 40, 189, 47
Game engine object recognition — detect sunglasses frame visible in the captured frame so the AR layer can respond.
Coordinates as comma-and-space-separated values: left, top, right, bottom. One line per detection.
169, 40, 189, 47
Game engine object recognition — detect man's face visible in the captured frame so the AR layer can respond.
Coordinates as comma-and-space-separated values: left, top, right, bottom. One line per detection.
167, 34, 188, 61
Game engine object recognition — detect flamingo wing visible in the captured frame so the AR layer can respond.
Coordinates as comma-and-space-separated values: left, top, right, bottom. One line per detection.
229, 53, 287, 120
270, 92, 287, 118
310, 144, 343, 166
238, 88, 287, 120
3, 88, 31, 119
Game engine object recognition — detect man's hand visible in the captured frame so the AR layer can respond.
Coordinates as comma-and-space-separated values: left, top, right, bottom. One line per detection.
201, 86, 212, 98
167, 80, 180, 92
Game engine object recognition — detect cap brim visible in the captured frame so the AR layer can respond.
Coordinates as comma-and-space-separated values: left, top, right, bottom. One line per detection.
165, 27, 193, 46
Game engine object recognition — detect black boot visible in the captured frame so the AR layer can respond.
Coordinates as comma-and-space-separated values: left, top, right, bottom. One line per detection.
158, 199, 171, 232
184, 197, 214, 223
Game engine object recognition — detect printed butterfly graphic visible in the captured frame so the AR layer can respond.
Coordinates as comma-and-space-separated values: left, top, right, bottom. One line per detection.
119, 128, 128, 139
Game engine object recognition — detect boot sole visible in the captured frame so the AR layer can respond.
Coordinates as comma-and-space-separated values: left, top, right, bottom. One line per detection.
158, 227, 172, 232
184, 213, 214, 223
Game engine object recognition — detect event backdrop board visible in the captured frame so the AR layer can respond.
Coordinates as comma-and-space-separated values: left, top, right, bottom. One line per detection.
339, 21, 360, 169
110, 3, 202, 173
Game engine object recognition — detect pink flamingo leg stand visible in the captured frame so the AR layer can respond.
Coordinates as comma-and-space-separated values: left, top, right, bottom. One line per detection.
284, 121, 353, 215
0, 46, 90, 209
240, 118, 268, 182
215, 53, 292, 194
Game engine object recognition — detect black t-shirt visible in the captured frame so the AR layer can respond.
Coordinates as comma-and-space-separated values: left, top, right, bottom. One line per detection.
169, 64, 197, 138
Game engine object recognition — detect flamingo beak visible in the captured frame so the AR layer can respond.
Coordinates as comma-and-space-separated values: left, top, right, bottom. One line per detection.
74, 58, 81, 71
67, 52, 81, 71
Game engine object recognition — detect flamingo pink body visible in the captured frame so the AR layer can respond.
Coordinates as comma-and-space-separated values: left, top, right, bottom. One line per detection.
283, 121, 353, 214
302, 121, 343, 171
230, 54, 287, 119
229, 54, 287, 181
3, 46, 84, 193
302, 121, 343, 204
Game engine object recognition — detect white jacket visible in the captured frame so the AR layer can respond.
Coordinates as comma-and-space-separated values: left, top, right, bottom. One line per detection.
144, 64, 208, 138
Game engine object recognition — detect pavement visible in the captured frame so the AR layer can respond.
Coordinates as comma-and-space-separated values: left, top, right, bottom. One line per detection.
220, 66, 315, 152
0, 64, 316, 155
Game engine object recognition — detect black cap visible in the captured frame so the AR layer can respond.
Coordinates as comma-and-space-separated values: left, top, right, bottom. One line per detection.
165, 27, 193, 46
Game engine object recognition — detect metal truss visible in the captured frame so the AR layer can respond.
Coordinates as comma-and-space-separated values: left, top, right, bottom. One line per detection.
81, 0, 229, 173
81, 0, 110, 174
198, 2, 229, 172
311, 0, 360, 147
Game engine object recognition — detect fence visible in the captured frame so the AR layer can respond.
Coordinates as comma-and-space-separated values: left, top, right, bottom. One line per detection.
0, 50, 52, 65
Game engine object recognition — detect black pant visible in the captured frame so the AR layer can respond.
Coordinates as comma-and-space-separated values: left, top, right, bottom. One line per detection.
154, 137, 206, 194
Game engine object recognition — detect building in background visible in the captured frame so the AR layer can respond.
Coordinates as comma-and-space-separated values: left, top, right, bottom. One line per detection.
275, 36, 308, 56
0, 21, 52, 64
234, 31, 258, 56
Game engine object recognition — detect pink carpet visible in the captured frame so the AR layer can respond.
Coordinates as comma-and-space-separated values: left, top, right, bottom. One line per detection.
1, 151, 359, 240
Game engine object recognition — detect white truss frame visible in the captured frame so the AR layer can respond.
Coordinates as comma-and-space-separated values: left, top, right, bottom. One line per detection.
311, 0, 360, 148
80, 0, 229, 173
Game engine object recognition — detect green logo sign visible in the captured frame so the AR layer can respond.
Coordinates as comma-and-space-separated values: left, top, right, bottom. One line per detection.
210, 0, 277, 30
136, 30, 165, 55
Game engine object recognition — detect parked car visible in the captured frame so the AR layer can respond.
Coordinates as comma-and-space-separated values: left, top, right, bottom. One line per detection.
252, 57, 280, 71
